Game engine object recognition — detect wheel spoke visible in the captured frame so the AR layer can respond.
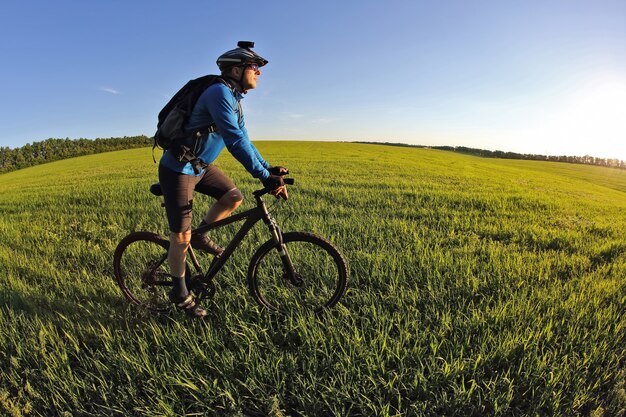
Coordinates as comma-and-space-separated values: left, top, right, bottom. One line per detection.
113, 232, 192, 312
249, 232, 348, 315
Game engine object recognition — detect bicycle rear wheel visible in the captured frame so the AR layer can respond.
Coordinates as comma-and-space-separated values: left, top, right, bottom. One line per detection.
247, 232, 348, 315
113, 231, 188, 312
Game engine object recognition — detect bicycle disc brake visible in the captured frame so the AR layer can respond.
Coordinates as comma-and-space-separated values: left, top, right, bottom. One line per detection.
283, 270, 304, 287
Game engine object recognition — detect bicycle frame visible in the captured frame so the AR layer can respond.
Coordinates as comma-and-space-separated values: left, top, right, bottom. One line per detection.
186, 193, 284, 287
113, 177, 349, 314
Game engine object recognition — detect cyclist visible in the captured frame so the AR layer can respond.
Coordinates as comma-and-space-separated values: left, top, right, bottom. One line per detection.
158, 41, 288, 317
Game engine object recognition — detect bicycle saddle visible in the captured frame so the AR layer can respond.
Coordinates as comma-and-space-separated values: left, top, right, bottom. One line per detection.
149, 183, 163, 196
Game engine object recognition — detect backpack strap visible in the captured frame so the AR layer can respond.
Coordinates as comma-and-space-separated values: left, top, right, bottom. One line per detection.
152, 75, 240, 163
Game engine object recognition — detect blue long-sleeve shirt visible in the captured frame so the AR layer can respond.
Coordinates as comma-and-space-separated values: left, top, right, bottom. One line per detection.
160, 82, 271, 180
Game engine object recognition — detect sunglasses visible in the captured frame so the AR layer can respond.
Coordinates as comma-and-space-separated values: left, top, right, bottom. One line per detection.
244, 63, 260, 72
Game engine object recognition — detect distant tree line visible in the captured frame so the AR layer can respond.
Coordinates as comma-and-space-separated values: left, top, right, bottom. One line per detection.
2, 137, 624, 174
0, 136, 152, 174
356, 142, 626, 170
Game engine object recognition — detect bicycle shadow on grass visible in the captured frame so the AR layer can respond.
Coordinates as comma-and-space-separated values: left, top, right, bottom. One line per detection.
1, 270, 354, 360
0, 276, 152, 333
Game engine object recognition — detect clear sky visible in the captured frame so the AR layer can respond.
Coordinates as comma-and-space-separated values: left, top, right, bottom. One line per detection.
1, 0, 625, 160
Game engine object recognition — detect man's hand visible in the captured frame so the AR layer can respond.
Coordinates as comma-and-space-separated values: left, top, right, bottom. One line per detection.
263, 174, 288, 200
268, 166, 289, 176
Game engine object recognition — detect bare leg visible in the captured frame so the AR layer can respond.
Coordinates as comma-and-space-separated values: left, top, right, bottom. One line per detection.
188, 188, 244, 256
169, 231, 191, 298
168, 230, 207, 316
203, 188, 244, 224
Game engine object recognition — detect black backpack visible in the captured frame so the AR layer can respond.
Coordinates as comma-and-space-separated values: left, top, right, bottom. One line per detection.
153, 75, 231, 172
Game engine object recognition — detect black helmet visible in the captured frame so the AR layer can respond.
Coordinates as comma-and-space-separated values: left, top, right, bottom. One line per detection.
216, 41, 269, 71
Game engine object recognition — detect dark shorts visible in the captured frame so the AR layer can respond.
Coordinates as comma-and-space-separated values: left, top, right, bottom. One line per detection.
158, 164, 236, 233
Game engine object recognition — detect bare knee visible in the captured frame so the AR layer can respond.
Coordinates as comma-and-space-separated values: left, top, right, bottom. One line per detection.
219, 188, 244, 210
170, 231, 191, 251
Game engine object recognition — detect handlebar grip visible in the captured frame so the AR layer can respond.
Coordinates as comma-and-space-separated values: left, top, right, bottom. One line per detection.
252, 177, 294, 197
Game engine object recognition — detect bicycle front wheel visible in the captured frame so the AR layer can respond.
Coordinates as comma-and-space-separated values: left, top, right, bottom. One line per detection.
247, 232, 348, 315
113, 231, 186, 312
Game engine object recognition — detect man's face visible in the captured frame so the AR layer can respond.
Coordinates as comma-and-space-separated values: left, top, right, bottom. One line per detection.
242, 63, 261, 90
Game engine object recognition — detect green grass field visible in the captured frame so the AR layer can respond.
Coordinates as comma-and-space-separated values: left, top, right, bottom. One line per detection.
1, 141, 625, 416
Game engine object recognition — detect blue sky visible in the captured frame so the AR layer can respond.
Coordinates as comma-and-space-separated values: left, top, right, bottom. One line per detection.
1, 0, 625, 160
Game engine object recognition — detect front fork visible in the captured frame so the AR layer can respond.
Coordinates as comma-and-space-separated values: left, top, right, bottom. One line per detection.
267, 218, 303, 287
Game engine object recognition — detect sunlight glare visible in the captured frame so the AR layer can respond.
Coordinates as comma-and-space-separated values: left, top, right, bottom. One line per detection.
530, 76, 626, 160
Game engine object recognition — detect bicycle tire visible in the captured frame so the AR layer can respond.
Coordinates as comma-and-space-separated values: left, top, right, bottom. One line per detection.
247, 232, 348, 315
113, 231, 190, 312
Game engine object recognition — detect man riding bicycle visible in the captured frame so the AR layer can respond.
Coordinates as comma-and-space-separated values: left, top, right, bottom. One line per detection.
158, 41, 288, 317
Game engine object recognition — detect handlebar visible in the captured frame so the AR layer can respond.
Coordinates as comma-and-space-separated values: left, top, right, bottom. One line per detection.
253, 178, 294, 197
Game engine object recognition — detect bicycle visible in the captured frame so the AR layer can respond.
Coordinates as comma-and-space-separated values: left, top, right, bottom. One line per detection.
113, 178, 348, 316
